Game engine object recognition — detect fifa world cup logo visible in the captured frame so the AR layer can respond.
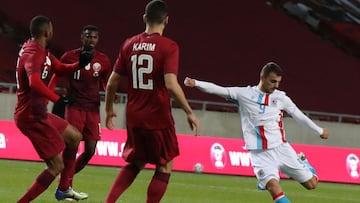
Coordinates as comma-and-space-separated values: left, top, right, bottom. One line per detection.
346, 153, 359, 179
210, 143, 226, 169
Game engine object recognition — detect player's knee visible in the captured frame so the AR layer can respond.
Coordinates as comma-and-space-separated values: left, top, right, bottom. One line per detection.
56, 162, 65, 174
48, 160, 64, 175
305, 184, 317, 190
64, 125, 82, 145
306, 182, 318, 190
303, 177, 318, 190
72, 128, 82, 143
156, 160, 174, 173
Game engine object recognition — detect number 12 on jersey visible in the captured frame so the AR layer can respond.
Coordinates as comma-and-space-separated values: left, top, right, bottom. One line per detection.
131, 54, 153, 90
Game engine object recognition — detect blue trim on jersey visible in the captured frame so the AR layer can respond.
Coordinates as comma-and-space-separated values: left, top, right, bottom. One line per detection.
255, 126, 262, 150
257, 93, 264, 104
257, 93, 266, 114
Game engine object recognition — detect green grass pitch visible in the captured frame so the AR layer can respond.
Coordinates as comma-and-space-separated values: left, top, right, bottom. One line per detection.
0, 159, 359, 203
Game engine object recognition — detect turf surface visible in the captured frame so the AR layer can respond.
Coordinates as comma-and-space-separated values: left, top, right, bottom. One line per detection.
0, 159, 359, 203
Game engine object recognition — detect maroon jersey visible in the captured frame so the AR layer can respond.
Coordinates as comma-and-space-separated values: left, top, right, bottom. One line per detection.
14, 40, 58, 121
60, 48, 111, 112
113, 32, 179, 129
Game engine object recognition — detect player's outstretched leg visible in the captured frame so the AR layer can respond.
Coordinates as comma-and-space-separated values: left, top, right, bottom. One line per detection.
298, 152, 317, 176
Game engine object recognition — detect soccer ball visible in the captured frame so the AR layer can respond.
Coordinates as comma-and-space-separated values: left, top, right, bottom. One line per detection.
194, 163, 203, 173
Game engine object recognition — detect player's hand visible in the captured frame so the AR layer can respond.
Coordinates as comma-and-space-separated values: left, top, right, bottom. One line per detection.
187, 112, 200, 136
79, 50, 94, 68
184, 77, 196, 87
52, 95, 75, 118
105, 111, 117, 130
320, 128, 329, 139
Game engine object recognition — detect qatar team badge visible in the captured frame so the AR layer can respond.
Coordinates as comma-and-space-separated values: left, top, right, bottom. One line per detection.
92, 62, 101, 77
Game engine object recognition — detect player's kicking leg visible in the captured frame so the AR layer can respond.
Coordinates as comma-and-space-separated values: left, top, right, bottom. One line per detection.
298, 152, 317, 175
298, 152, 318, 190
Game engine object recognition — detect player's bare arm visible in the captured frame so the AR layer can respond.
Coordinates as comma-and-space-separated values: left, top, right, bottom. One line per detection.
165, 73, 200, 135
105, 72, 120, 130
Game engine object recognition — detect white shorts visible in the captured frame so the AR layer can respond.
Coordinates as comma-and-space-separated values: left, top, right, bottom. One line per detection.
250, 142, 313, 190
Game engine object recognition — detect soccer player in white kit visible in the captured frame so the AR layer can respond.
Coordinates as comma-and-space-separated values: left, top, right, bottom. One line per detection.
184, 62, 329, 203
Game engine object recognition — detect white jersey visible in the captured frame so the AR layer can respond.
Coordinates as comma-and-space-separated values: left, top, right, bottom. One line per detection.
194, 80, 323, 150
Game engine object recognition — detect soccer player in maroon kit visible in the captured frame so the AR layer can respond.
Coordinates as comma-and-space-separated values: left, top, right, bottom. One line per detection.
49, 25, 112, 192
14, 16, 91, 202
104, 1, 200, 202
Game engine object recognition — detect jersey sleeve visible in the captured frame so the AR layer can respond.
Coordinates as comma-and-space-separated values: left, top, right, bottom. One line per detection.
22, 50, 60, 102
29, 72, 60, 102
281, 94, 297, 114
226, 87, 244, 102
50, 54, 79, 75
101, 55, 112, 90
282, 94, 323, 135
194, 80, 230, 99
60, 51, 73, 63
24, 51, 44, 76
113, 43, 127, 75
163, 41, 179, 75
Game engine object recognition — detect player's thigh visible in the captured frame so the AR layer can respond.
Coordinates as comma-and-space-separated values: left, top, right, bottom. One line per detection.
83, 111, 101, 140
15, 115, 66, 160
61, 124, 82, 145
278, 143, 313, 183
148, 126, 179, 165
50, 113, 82, 145
250, 149, 280, 189
65, 107, 86, 132
125, 126, 179, 165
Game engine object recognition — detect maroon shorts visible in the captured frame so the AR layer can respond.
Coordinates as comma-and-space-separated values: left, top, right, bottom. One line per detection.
65, 107, 101, 140
15, 113, 67, 160
124, 126, 180, 165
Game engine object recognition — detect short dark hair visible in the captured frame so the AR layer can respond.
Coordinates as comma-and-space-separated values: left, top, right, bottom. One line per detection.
30, 15, 51, 37
82, 25, 98, 33
145, 0, 168, 24
260, 62, 283, 77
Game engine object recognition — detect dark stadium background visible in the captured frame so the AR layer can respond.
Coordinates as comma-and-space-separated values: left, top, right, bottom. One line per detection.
1, 0, 359, 115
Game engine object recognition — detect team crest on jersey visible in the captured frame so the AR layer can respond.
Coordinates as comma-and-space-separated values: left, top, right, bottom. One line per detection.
92, 62, 101, 77
271, 99, 277, 106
